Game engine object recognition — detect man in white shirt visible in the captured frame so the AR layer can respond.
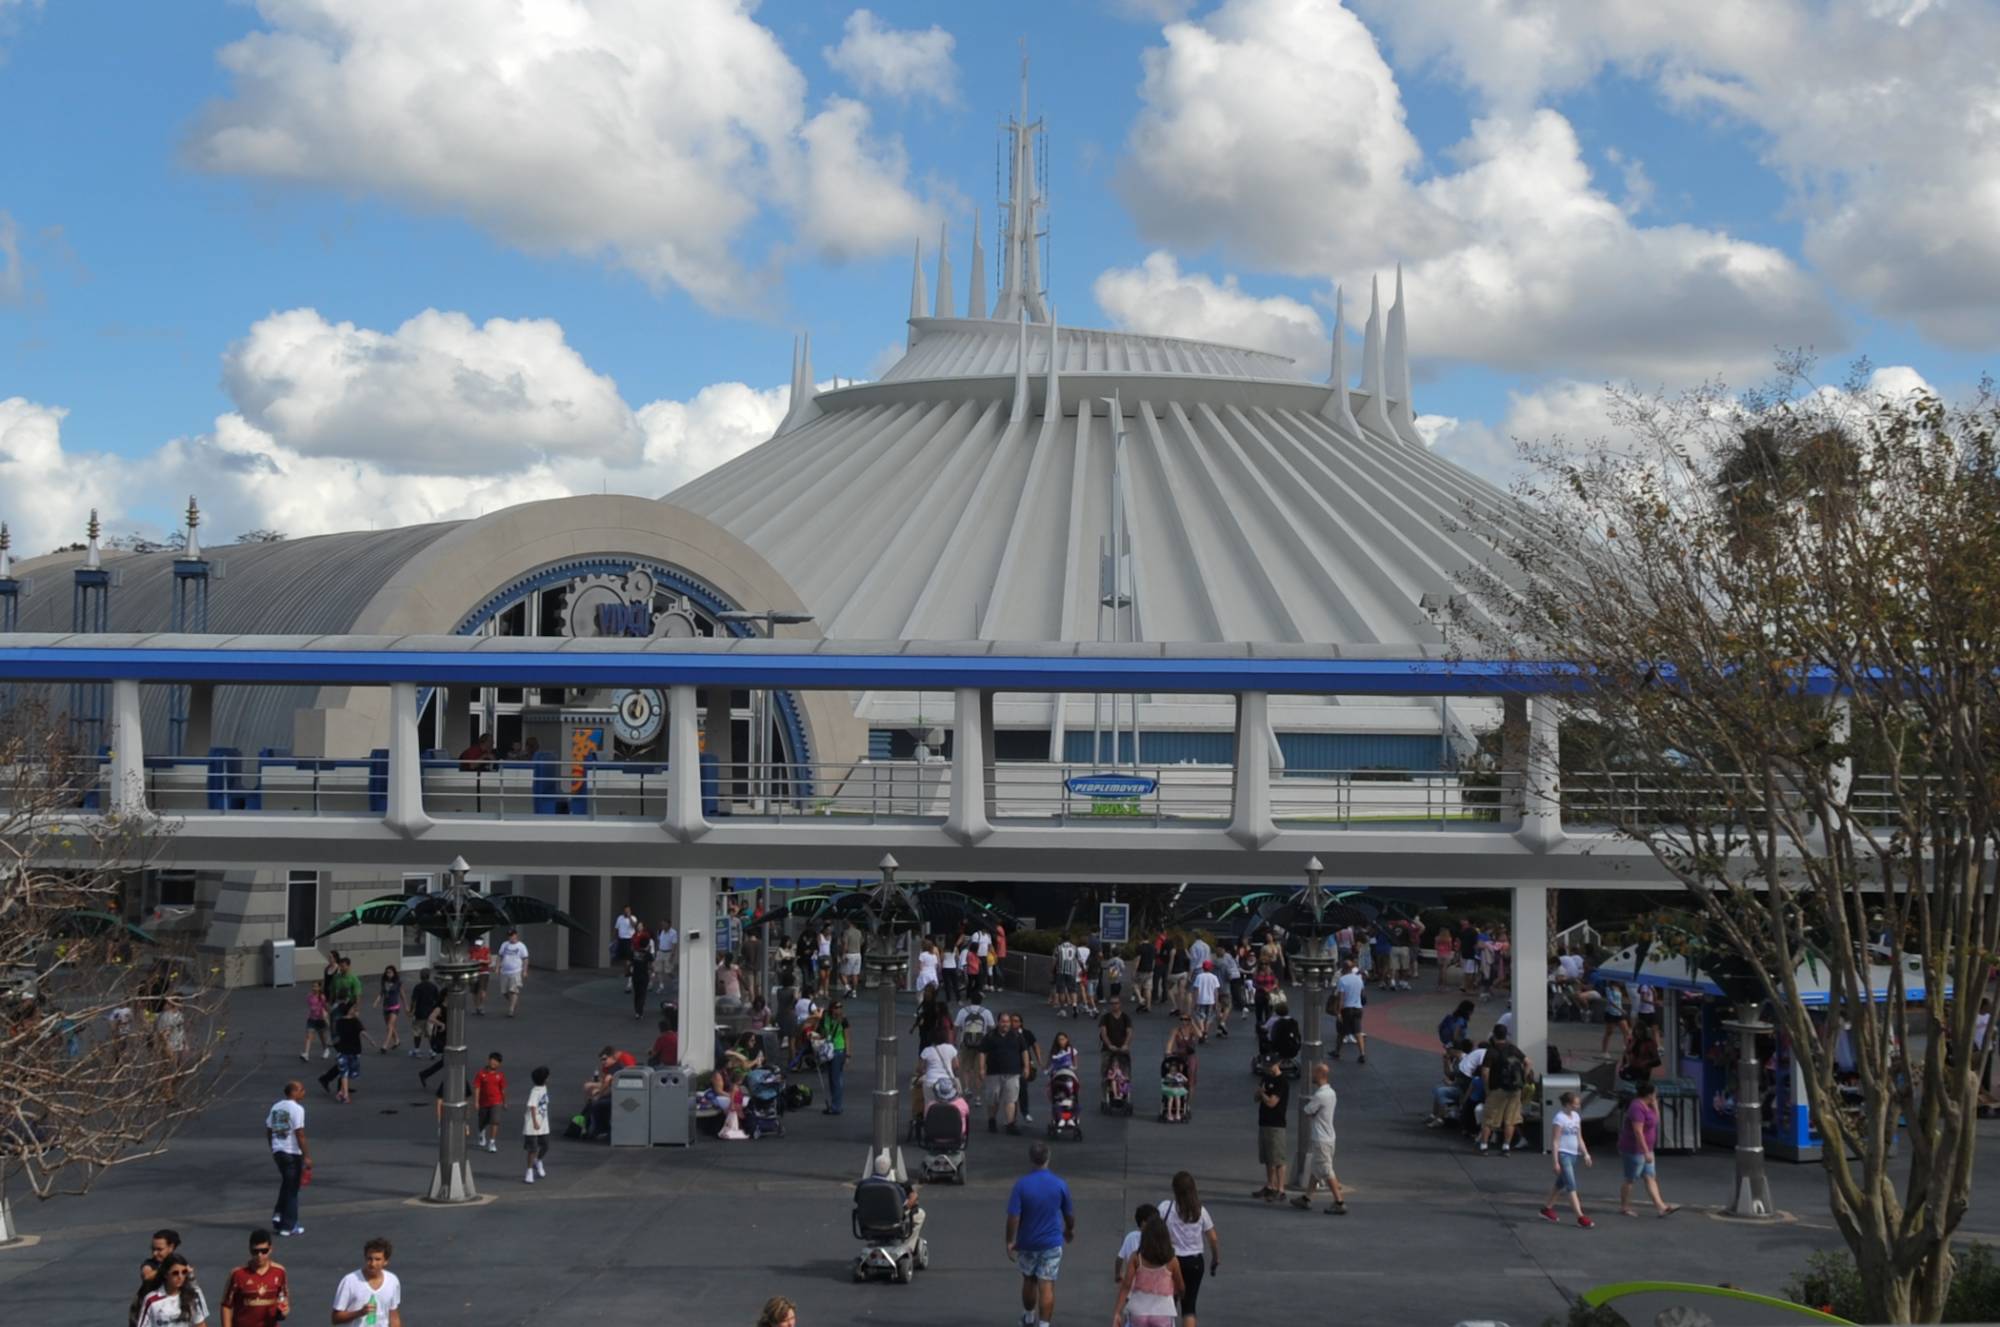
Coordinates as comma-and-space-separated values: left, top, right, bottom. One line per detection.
1075, 941, 1097, 1016
1190, 961, 1222, 1042
954, 999, 995, 1095
265, 1080, 311, 1236
1331, 960, 1369, 1064
613, 906, 637, 970
332, 1237, 402, 1327
1293, 1063, 1346, 1213
654, 922, 678, 993
1187, 936, 1211, 971
496, 929, 531, 1018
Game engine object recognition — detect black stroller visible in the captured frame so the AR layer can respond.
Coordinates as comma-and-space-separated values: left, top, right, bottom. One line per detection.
1253, 1012, 1302, 1080
1159, 1053, 1192, 1123
1100, 1050, 1133, 1115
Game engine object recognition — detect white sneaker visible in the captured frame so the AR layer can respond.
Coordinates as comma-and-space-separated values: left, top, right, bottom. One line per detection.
524, 1169, 536, 1183
534, 1159, 546, 1176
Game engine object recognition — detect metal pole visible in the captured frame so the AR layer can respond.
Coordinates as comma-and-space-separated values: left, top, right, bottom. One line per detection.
1288, 957, 1334, 1189
1724, 1008, 1776, 1218
865, 948, 910, 1183
426, 861, 479, 1203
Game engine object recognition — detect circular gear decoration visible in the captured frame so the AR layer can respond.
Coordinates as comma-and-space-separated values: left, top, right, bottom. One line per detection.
611, 688, 666, 745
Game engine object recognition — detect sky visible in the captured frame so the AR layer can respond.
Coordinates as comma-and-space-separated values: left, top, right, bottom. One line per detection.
2, 0, 1997, 555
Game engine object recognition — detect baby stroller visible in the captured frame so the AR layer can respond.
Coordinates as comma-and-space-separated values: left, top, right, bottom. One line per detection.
1046, 1066, 1083, 1141
1100, 1050, 1133, 1115
744, 1067, 785, 1139
1253, 1012, 1302, 1080
851, 1170, 929, 1284
918, 1083, 969, 1184
1159, 1053, 1191, 1123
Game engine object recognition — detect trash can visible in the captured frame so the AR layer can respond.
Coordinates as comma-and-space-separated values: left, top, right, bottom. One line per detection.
1657, 1076, 1699, 1153
611, 1067, 653, 1147
1540, 1071, 1581, 1152
650, 1065, 692, 1146
266, 938, 296, 988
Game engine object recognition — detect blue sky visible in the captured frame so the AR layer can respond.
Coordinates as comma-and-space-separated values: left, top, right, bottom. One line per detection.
1, 0, 1996, 552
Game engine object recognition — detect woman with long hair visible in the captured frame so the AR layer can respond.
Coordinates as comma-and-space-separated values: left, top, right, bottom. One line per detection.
1156, 1170, 1219, 1327
135, 1254, 209, 1327
755, 1296, 798, 1327
1111, 1211, 1185, 1327
1047, 1030, 1077, 1074
375, 964, 403, 1052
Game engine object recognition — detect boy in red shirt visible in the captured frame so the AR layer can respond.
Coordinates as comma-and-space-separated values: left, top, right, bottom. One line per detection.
469, 936, 493, 1015
474, 1052, 507, 1152
221, 1228, 289, 1327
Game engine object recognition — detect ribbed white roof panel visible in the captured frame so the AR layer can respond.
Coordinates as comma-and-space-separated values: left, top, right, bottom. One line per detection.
881, 318, 1301, 384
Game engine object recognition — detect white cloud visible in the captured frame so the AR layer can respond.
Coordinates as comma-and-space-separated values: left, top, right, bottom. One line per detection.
790, 98, 936, 262
1113, 0, 1841, 380
0, 309, 791, 551
1350, 0, 2000, 347
824, 10, 957, 105
1092, 252, 1326, 369
188, 0, 936, 308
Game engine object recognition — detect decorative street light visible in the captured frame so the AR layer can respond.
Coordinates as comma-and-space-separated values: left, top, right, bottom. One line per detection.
317, 859, 582, 1204
1284, 856, 1341, 1192
860, 852, 920, 1182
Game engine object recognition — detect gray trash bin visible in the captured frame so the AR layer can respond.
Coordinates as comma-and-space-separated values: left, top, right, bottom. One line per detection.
650, 1065, 692, 1146
611, 1067, 652, 1147
1656, 1076, 1699, 1153
1540, 1071, 1581, 1152
267, 939, 296, 988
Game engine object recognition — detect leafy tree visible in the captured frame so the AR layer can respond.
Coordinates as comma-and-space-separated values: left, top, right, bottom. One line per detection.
1443, 359, 2000, 1322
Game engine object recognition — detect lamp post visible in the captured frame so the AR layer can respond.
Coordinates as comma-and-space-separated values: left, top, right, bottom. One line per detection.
1722, 1005, 1776, 1219
1287, 857, 1339, 1192
861, 853, 915, 1182
426, 856, 479, 1204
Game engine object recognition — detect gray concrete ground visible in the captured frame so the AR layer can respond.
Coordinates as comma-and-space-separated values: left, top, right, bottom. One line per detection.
5, 967, 1997, 1326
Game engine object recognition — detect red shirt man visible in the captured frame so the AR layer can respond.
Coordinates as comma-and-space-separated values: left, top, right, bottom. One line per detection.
221, 1235, 289, 1327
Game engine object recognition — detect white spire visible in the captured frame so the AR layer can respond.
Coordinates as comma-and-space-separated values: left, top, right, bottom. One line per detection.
935, 222, 955, 320
183, 494, 202, 560
1045, 306, 1060, 421
908, 238, 927, 344
0, 522, 11, 580
1357, 275, 1394, 438
1385, 263, 1421, 445
1319, 285, 1362, 435
85, 508, 102, 570
1010, 307, 1031, 423
968, 207, 987, 319
774, 332, 822, 436
994, 55, 1049, 324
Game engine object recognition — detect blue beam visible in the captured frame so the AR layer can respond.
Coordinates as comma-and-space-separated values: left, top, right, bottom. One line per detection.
0, 640, 1602, 696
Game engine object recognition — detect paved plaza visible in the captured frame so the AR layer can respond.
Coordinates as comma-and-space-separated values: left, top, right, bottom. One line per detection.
7, 969, 1997, 1326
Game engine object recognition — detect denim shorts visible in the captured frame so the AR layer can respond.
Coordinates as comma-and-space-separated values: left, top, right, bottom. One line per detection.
1016, 1246, 1063, 1281
1622, 1153, 1656, 1182
1555, 1152, 1580, 1192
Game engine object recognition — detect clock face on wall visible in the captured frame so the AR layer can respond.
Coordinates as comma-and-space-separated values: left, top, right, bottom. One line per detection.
611, 688, 666, 745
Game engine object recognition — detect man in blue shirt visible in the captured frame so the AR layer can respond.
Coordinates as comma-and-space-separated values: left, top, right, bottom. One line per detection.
1005, 1140, 1074, 1327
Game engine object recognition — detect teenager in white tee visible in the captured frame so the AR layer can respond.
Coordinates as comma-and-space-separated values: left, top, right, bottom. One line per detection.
332, 1241, 402, 1327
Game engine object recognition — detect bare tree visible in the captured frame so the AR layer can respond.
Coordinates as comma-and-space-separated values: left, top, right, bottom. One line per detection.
0, 708, 225, 1243
1442, 360, 2000, 1323
232, 529, 287, 544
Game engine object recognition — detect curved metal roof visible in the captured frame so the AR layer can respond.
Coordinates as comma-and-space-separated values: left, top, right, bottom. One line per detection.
7, 523, 459, 752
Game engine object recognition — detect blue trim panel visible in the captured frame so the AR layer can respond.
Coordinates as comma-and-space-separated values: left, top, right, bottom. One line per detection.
0, 645, 1625, 695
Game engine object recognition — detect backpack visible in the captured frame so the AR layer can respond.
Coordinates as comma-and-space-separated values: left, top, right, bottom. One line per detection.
1492, 1045, 1526, 1092
960, 1013, 988, 1048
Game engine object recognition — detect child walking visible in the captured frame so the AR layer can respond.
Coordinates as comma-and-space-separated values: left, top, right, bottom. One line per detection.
523, 1066, 551, 1183
1540, 1090, 1595, 1227
301, 985, 330, 1061
475, 1052, 507, 1152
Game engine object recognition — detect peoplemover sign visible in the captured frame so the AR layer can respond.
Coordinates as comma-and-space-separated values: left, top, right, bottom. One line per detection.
1065, 773, 1158, 799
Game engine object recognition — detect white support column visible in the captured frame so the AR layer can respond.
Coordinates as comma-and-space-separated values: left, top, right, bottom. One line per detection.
676, 873, 717, 1075
1228, 691, 1278, 848
1511, 881, 1549, 1104
663, 684, 708, 841
108, 678, 145, 816
946, 687, 994, 845
1515, 697, 1562, 850
385, 682, 431, 837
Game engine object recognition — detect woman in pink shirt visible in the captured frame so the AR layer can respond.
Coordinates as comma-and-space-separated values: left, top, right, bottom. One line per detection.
1617, 1079, 1681, 1217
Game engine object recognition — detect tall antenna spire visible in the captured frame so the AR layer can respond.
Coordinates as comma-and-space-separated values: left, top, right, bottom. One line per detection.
775, 332, 822, 436
1357, 275, 1394, 438
968, 207, 987, 319
1319, 285, 1362, 435
85, 508, 102, 570
1045, 306, 1061, 421
0, 522, 12, 580
935, 222, 955, 319
994, 51, 1049, 324
908, 238, 927, 342
1385, 263, 1419, 444
1010, 307, 1031, 424
183, 494, 202, 560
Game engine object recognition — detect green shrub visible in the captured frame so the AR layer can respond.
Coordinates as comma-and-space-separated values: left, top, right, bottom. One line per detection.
1007, 929, 1061, 956
1784, 1241, 2000, 1323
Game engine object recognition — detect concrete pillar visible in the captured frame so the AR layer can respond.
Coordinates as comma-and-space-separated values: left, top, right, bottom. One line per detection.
946, 687, 993, 845
108, 678, 145, 816
385, 683, 432, 837
703, 686, 735, 807
1515, 697, 1562, 849
567, 875, 609, 969
1511, 882, 1549, 1096
1500, 694, 1529, 829
184, 684, 214, 755
676, 874, 717, 1074
980, 688, 998, 808
663, 684, 708, 841
1228, 691, 1277, 848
